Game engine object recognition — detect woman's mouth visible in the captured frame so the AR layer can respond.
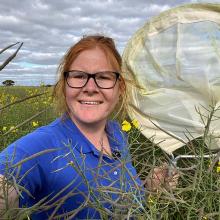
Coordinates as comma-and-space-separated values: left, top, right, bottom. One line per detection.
79, 101, 102, 105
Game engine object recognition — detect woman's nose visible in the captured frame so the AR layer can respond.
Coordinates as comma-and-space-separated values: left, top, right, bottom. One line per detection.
83, 77, 98, 92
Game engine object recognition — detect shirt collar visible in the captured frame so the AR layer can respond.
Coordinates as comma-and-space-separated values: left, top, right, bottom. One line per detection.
61, 115, 127, 155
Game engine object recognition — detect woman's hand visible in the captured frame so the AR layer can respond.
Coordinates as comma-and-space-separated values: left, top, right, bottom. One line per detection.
145, 164, 179, 192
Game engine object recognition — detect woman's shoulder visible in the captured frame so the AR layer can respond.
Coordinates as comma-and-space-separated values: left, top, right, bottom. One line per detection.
22, 118, 62, 140
0, 116, 76, 172
107, 120, 128, 137
107, 120, 128, 144
3, 117, 65, 155
107, 120, 121, 131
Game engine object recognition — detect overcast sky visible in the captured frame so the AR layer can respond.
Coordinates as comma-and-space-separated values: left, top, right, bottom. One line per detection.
0, 0, 219, 86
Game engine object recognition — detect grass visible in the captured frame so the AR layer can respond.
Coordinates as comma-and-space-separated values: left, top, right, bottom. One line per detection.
0, 86, 220, 219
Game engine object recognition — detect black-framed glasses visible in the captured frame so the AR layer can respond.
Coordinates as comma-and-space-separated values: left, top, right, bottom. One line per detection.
64, 70, 120, 89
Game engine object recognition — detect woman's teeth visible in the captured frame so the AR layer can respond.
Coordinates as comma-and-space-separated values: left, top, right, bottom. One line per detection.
80, 101, 100, 105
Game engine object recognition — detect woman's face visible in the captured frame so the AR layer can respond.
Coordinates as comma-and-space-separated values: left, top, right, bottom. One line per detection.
65, 47, 120, 128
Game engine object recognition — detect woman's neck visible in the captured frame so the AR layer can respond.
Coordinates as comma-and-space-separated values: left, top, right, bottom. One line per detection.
69, 115, 112, 155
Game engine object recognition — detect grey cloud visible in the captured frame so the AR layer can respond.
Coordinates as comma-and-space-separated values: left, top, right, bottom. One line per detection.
0, 0, 217, 86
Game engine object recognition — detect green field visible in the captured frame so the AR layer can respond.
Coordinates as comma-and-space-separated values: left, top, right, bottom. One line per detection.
0, 86, 57, 149
0, 86, 220, 219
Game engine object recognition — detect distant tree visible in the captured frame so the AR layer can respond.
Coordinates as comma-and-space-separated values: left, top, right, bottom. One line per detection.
2, 80, 15, 86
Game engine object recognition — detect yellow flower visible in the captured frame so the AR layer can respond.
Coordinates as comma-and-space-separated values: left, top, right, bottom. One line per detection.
148, 195, 156, 206
131, 119, 139, 128
9, 126, 18, 133
2, 126, 7, 131
32, 121, 39, 127
217, 165, 220, 173
121, 120, 132, 132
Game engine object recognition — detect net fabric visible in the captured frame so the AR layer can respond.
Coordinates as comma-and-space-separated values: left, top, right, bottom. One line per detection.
123, 3, 220, 154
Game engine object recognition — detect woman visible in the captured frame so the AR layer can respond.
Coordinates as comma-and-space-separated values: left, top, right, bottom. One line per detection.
0, 35, 146, 219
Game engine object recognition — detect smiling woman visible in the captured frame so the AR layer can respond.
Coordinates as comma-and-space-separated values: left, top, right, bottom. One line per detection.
65, 48, 121, 141
54, 35, 127, 121
0, 35, 145, 219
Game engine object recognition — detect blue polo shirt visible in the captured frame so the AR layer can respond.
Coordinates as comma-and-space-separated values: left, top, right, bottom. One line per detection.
0, 115, 145, 219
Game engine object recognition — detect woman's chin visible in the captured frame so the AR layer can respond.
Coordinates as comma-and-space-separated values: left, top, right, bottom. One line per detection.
70, 114, 106, 127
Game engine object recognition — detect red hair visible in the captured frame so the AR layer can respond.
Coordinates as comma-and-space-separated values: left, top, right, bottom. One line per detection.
53, 35, 127, 120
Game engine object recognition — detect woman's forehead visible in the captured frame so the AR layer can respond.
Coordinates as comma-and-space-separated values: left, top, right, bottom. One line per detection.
69, 48, 115, 70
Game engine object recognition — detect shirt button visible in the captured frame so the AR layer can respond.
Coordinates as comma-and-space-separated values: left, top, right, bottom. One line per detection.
113, 171, 118, 175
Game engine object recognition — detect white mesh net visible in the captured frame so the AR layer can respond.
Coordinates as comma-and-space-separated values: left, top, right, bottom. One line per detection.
123, 3, 220, 154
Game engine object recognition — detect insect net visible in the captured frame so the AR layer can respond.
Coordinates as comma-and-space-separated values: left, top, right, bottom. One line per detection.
123, 3, 220, 155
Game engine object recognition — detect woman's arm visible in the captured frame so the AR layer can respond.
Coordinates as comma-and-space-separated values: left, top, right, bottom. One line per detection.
0, 174, 19, 215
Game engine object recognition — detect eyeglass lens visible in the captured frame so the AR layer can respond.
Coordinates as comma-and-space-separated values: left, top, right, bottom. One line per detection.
65, 71, 119, 89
